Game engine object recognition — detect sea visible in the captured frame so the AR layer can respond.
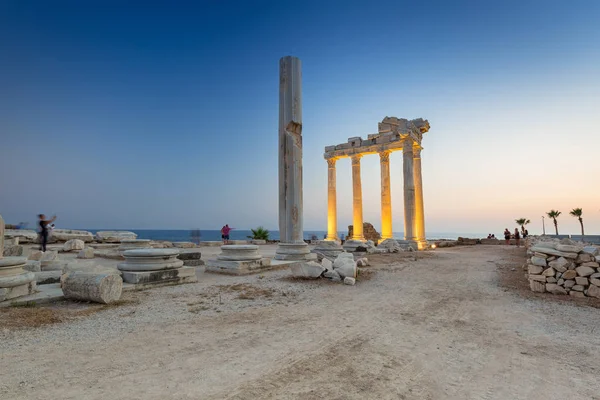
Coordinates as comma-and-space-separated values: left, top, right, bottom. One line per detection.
83, 229, 488, 242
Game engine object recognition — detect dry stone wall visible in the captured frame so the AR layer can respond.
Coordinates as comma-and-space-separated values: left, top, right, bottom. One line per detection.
525, 237, 600, 298
347, 222, 381, 243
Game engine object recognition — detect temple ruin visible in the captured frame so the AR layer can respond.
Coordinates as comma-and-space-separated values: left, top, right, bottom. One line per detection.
324, 117, 430, 250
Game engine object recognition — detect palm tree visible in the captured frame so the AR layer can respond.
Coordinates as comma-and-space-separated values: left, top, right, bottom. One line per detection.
546, 210, 561, 235
515, 218, 530, 234
569, 208, 584, 236
248, 226, 270, 240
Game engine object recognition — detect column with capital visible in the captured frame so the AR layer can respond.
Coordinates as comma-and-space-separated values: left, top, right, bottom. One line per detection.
403, 140, 417, 243
350, 154, 365, 241
379, 151, 393, 240
326, 158, 338, 241
413, 146, 426, 249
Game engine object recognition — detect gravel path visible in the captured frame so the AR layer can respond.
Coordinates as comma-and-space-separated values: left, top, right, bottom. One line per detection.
1, 245, 600, 400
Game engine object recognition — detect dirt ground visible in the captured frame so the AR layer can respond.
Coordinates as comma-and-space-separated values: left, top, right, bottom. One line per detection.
2, 245, 600, 400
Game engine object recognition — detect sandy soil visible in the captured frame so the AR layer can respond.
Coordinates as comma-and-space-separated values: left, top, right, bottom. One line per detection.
2, 245, 600, 400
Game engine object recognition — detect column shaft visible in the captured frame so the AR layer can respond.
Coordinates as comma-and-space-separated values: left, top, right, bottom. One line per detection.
326, 158, 338, 241
351, 155, 365, 241
403, 140, 416, 241
278, 56, 303, 244
413, 147, 426, 246
379, 151, 393, 240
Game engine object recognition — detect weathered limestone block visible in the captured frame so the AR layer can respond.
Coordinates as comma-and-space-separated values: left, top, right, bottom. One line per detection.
530, 257, 547, 267
28, 251, 44, 261
95, 231, 137, 243
4, 229, 38, 243
289, 261, 325, 279
575, 266, 595, 277
571, 285, 585, 292
561, 270, 577, 280
356, 258, 369, 267
311, 240, 344, 261
206, 245, 272, 275
77, 247, 95, 259
333, 253, 357, 279
120, 267, 196, 285
557, 278, 565, 286
582, 246, 599, 256
556, 244, 582, 253
575, 277, 589, 286
547, 284, 567, 295
528, 265, 543, 275
548, 257, 570, 272
344, 277, 356, 286
51, 229, 94, 242
529, 280, 545, 292
3, 245, 23, 257
35, 271, 62, 285
542, 267, 555, 277
533, 252, 548, 259
323, 269, 342, 281
546, 277, 557, 283
217, 245, 261, 261
590, 278, 600, 286
321, 257, 333, 271
377, 239, 405, 253
579, 261, 599, 269
118, 249, 184, 272
570, 291, 586, 298
564, 279, 576, 288
576, 253, 594, 263
62, 272, 123, 304
62, 239, 85, 252
588, 284, 600, 298
529, 246, 578, 259
24, 260, 41, 272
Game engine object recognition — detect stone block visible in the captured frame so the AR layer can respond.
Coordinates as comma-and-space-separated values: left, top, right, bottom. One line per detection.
3, 245, 23, 257
576, 253, 594, 263
548, 284, 567, 295
530, 256, 547, 267
582, 246, 599, 256
77, 248, 95, 259
529, 280, 545, 293
35, 271, 62, 285
95, 231, 137, 243
562, 270, 577, 280
557, 278, 565, 286
0, 281, 37, 302
572, 285, 585, 292
588, 284, 600, 298
177, 251, 202, 260
555, 244, 582, 253
62, 239, 85, 252
564, 280, 576, 288
121, 267, 197, 285
527, 265, 543, 275
205, 258, 274, 275
575, 277, 589, 286
344, 277, 356, 286
575, 266, 595, 277
321, 257, 333, 271
173, 242, 196, 248
548, 257, 570, 272
289, 261, 325, 279
570, 291, 586, 298
529, 246, 578, 259
23, 261, 41, 272
546, 277, 557, 283
579, 262, 599, 269
323, 269, 341, 281
541, 267, 555, 277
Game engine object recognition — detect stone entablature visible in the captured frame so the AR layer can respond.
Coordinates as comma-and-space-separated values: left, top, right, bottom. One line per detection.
324, 117, 430, 160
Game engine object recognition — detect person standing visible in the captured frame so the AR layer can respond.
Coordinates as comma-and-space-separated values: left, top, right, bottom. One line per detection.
221, 224, 233, 244
514, 228, 521, 248
38, 214, 57, 252
503, 228, 511, 245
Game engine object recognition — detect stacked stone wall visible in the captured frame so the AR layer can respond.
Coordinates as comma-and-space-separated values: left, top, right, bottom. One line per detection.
347, 223, 381, 243
525, 237, 600, 298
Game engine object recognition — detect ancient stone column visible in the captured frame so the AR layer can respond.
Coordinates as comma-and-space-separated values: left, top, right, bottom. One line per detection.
379, 151, 393, 240
413, 146, 426, 249
0, 214, 4, 258
351, 154, 365, 241
326, 158, 338, 241
276, 56, 311, 260
403, 140, 416, 242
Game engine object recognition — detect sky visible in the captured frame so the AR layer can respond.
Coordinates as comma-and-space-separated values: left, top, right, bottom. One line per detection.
1, 0, 599, 235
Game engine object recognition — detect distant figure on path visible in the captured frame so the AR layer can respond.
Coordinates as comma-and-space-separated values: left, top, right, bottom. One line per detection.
523, 229, 528, 239
514, 228, 521, 247
38, 214, 57, 252
221, 224, 233, 244
504, 229, 511, 245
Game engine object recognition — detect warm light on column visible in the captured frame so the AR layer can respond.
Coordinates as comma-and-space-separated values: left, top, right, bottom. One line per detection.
326, 158, 338, 241
351, 154, 365, 241
403, 140, 416, 241
413, 146, 426, 249
379, 151, 393, 240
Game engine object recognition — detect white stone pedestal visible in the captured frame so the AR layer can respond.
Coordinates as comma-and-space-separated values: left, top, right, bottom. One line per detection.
0, 257, 37, 302
206, 245, 276, 275
343, 239, 367, 252
311, 240, 344, 261
118, 249, 196, 285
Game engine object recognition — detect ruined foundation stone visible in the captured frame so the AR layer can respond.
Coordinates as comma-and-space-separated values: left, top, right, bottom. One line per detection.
206, 245, 274, 275
118, 249, 196, 286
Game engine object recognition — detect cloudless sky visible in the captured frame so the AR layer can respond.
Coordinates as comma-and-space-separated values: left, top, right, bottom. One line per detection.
1, 0, 599, 235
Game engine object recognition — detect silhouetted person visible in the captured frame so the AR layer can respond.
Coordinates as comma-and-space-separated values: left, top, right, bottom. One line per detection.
38, 214, 57, 252
504, 228, 511, 245
514, 228, 521, 247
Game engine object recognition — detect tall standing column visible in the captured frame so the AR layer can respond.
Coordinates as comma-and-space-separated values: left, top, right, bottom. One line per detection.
413, 146, 426, 249
276, 56, 312, 260
326, 158, 338, 241
403, 140, 416, 242
351, 154, 365, 241
379, 151, 393, 240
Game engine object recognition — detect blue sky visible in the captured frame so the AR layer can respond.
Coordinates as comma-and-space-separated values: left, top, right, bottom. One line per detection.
1, 0, 599, 234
